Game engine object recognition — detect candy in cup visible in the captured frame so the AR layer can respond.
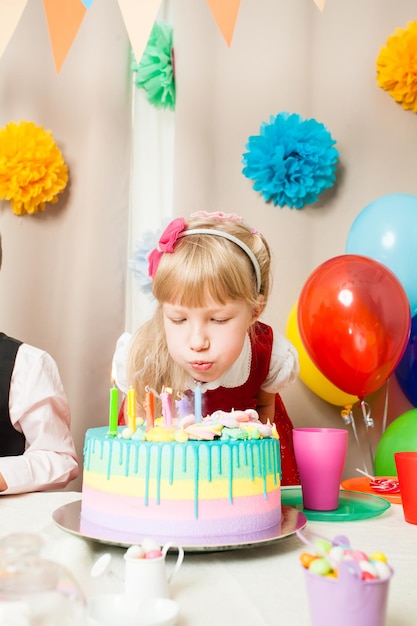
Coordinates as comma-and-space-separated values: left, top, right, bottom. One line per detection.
297, 530, 393, 626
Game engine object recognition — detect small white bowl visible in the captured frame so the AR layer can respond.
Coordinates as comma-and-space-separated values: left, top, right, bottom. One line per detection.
88, 594, 179, 626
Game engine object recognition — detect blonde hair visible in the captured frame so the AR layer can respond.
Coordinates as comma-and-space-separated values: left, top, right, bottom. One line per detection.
127, 216, 272, 409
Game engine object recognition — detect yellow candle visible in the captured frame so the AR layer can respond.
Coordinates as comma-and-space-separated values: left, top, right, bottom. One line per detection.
108, 380, 118, 437
127, 387, 137, 433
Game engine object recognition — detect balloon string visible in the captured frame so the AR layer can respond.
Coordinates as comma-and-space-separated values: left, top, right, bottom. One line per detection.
341, 405, 369, 475
382, 378, 389, 434
360, 400, 375, 475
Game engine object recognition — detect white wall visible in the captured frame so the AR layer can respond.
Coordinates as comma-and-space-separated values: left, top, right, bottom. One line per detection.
173, 0, 417, 477
0, 0, 132, 490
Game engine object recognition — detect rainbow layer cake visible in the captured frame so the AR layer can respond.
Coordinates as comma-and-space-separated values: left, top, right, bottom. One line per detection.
81, 409, 281, 541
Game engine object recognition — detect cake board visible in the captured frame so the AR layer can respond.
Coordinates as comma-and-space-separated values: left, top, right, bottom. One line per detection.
52, 499, 307, 553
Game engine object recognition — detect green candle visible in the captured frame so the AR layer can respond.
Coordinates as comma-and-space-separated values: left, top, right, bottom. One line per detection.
108, 382, 119, 436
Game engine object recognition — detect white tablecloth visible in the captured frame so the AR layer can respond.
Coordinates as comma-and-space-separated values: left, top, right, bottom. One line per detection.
0, 490, 414, 625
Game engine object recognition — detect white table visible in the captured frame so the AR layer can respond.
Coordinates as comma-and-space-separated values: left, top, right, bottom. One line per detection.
0, 490, 414, 625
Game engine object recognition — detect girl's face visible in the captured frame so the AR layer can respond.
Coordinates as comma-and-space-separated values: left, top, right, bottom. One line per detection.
163, 297, 256, 383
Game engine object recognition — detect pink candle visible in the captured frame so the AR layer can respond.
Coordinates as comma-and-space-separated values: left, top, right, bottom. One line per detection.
161, 387, 173, 427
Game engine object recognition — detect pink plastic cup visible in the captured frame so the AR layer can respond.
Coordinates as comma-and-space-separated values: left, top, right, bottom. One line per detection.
293, 427, 348, 510
303, 562, 393, 626
395, 451, 417, 524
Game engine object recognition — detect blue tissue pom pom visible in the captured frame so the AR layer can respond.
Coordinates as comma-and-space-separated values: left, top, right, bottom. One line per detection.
242, 112, 339, 209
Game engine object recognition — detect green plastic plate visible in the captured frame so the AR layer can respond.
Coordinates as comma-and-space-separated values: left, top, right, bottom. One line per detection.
281, 487, 390, 522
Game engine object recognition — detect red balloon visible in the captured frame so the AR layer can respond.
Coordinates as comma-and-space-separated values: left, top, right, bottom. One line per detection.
298, 255, 411, 399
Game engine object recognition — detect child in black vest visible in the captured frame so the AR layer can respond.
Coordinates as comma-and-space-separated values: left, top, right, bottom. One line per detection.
0, 237, 78, 493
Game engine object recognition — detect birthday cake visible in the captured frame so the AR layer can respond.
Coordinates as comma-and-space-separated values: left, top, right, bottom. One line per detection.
80, 410, 282, 541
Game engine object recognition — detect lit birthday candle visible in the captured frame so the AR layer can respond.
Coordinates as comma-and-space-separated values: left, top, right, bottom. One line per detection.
161, 386, 173, 427
127, 387, 137, 433
145, 386, 155, 430
108, 375, 119, 437
194, 382, 202, 423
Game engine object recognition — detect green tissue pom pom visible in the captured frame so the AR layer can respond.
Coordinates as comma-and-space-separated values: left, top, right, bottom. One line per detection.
132, 21, 175, 111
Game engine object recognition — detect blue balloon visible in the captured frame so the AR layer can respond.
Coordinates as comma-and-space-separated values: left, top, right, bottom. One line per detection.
395, 314, 417, 407
346, 193, 417, 316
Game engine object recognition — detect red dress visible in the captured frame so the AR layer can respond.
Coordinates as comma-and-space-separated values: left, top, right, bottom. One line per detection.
201, 322, 300, 486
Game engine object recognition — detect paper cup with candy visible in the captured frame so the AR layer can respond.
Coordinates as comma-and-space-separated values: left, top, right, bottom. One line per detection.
297, 531, 393, 626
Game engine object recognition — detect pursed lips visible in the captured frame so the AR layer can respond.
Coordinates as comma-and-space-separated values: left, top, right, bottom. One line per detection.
190, 361, 213, 372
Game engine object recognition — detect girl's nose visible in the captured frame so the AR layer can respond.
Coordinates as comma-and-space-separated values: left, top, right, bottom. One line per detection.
190, 326, 209, 351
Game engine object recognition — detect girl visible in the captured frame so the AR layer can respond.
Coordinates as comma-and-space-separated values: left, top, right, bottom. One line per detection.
125, 211, 300, 485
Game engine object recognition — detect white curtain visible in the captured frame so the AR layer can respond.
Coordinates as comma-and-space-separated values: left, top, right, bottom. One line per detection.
125, 0, 175, 334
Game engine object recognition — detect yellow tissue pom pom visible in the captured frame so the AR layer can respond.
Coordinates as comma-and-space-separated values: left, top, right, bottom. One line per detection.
376, 21, 417, 112
0, 121, 68, 215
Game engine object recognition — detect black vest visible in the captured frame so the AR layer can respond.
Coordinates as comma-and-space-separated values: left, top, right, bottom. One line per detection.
0, 333, 26, 456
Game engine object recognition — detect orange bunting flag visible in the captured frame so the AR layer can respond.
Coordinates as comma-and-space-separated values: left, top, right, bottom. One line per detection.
117, 0, 162, 64
205, 0, 241, 47
42, 0, 87, 74
313, 0, 326, 12
0, 0, 28, 61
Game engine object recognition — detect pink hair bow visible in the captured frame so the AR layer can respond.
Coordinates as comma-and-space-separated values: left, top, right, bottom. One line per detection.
148, 217, 186, 278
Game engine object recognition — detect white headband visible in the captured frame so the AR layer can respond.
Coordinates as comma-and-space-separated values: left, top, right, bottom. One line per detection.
181, 228, 262, 293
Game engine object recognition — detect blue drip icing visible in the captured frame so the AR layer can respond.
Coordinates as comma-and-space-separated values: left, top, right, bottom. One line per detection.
207, 443, 212, 482
243, 440, 249, 467
144, 445, 150, 506
248, 443, 254, 481
133, 445, 139, 474
88, 430, 280, 519
259, 442, 267, 498
156, 445, 162, 505
99, 438, 113, 481
169, 445, 175, 485
193, 445, 199, 519
227, 443, 233, 503
124, 443, 130, 477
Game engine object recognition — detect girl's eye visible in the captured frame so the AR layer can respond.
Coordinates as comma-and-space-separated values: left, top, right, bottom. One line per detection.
170, 318, 186, 324
212, 318, 230, 324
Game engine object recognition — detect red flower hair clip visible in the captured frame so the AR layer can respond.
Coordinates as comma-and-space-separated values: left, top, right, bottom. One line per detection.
147, 217, 186, 278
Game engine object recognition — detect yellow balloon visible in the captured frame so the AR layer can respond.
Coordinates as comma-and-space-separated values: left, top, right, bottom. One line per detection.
286, 302, 358, 406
